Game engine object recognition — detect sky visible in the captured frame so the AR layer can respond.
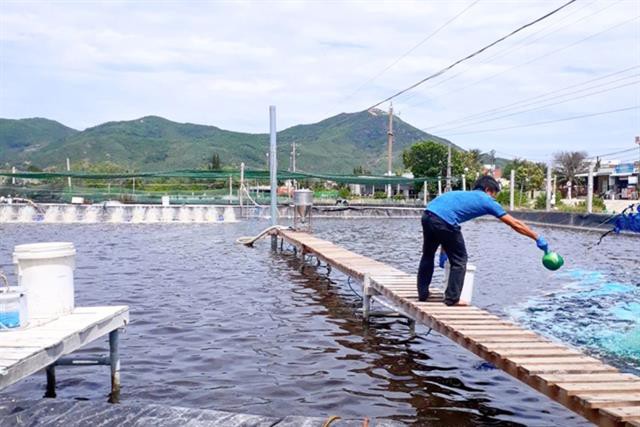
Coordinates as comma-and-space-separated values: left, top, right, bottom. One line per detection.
1, 0, 639, 162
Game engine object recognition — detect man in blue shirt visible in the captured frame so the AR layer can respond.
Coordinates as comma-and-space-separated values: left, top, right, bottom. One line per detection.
418, 175, 549, 305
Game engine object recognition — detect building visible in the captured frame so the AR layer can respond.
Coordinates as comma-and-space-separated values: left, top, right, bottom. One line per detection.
577, 160, 639, 200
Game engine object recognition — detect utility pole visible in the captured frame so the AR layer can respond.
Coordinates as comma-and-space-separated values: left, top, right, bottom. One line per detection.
446, 146, 452, 192
386, 102, 394, 198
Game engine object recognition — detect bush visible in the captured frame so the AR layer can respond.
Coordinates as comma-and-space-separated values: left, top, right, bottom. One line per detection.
496, 190, 528, 208
534, 192, 561, 210
374, 191, 386, 199
337, 187, 351, 200
392, 193, 405, 200
557, 197, 606, 213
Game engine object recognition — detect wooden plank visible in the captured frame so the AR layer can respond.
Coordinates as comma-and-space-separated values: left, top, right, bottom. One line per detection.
558, 382, 640, 395
518, 364, 618, 374
539, 373, 639, 384
601, 406, 640, 422
0, 306, 129, 390
576, 392, 640, 409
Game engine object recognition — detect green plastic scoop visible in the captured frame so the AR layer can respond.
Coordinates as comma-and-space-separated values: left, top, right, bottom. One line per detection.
542, 251, 564, 271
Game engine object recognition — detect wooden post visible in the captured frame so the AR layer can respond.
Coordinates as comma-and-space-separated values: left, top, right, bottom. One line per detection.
44, 364, 56, 398
363, 274, 371, 322
108, 329, 121, 403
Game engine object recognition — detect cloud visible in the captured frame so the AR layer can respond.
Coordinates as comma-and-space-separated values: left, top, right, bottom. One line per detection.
0, 0, 638, 158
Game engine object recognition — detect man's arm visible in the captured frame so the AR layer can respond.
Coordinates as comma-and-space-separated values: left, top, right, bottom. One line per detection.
499, 214, 538, 241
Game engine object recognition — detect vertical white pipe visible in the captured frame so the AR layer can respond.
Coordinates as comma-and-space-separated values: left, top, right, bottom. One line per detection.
423, 181, 427, 205
587, 164, 594, 214
269, 106, 278, 244
546, 162, 552, 212
509, 169, 515, 211
11, 166, 16, 185
462, 174, 466, 191
437, 178, 442, 195
239, 162, 245, 217
66, 158, 72, 188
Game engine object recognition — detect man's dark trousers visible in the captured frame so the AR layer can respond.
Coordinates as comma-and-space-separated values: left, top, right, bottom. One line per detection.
417, 211, 468, 305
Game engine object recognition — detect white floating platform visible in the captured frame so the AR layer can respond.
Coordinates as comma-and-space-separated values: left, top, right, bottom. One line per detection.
0, 306, 129, 391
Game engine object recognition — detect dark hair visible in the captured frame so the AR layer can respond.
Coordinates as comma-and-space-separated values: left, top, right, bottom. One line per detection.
473, 175, 501, 193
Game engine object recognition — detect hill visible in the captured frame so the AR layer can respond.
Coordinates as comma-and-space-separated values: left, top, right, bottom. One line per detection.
0, 118, 79, 166
0, 112, 459, 174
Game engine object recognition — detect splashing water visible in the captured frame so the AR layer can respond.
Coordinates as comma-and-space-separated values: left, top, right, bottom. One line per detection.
511, 268, 640, 372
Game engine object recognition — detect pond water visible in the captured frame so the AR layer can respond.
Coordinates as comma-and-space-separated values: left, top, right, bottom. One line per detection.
0, 218, 637, 426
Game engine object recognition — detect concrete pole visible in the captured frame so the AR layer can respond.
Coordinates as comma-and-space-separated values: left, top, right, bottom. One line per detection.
228, 175, 232, 203
66, 158, 72, 189
510, 169, 515, 211
437, 177, 442, 196
546, 161, 552, 212
269, 106, 278, 248
423, 181, 427, 205
462, 174, 466, 191
11, 166, 16, 185
587, 164, 594, 214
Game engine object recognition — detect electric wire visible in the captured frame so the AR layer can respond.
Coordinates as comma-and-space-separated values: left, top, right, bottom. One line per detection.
343, 0, 480, 101
412, 14, 639, 105
589, 147, 639, 158
365, 0, 578, 110
440, 105, 639, 136
432, 78, 640, 134
423, 65, 640, 131
401, 0, 607, 104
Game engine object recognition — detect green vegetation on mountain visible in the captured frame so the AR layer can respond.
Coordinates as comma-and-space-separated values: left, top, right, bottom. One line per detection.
1, 111, 459, 174
0, 118, 78, 164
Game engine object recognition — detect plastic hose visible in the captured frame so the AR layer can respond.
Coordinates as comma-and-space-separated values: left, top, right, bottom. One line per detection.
236, 225, 290, 246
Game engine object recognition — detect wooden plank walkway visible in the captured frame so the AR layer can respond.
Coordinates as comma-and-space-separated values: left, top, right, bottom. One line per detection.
0, 306, 129, 395
277, 229, 640, 427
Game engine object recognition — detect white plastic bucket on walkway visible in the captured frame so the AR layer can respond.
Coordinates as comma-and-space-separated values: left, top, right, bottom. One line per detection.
443, 262, 476, 304
13, 242, 76, 327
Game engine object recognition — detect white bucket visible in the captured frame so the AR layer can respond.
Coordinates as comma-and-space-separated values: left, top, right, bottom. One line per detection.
443, 262, 476, 304
13, 242, 76, 326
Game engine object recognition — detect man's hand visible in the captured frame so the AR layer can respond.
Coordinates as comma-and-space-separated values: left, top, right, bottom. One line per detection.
536, 236, 549, 253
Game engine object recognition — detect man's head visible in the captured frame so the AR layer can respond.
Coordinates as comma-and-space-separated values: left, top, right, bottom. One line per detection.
473, 175, 501, 197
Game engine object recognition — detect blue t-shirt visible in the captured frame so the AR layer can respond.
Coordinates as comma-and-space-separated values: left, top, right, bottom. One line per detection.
426, 190, 506, 227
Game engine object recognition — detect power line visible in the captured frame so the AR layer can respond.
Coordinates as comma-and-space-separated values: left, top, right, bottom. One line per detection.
423, 65, 640, 131
343, 0, 480, 101
440, 105, 639, 136
401, 0, 606, 104
432, 78, 640, 134
364, 0, 578, 111
414, 14, 639, 105
589, 147, 639, 158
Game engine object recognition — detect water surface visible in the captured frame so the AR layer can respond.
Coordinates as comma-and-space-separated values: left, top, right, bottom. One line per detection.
1, 218, 637, 426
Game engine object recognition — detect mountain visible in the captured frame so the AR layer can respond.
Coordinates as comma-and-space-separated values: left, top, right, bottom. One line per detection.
0, 112, 459, 174
0, 118, 79, 165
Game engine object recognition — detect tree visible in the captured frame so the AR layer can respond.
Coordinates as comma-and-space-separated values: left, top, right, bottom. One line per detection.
503, 158, 545, 193
353, 165, 371, 176
209, 152, 221, 170
553, 151, 588, 196
402, 140, 448, 178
